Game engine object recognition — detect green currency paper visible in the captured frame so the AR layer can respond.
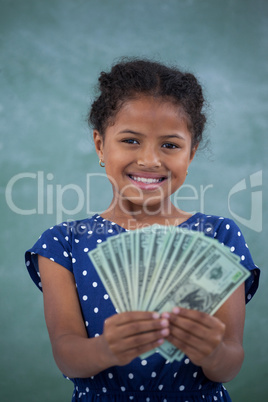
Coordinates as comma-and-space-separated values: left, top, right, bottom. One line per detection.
88, 225, 250, 362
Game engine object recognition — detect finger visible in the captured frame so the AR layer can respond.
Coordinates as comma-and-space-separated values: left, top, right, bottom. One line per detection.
165, 308, 224, 332
127, 335, 166, 356
169, 315, 216, 341
166, 329, 221, 366
166, 332, 211, 365
108, 317, 170, 340
167, 324, 220, 351
126, 327, 169, 349
106, 325, 169, 366
166, 316, 225, 361
113, 336, 166, 366
170, 314, 225, 345
114, 327, 169, 354
169, 307, 217, 328
106, 311, 160, 327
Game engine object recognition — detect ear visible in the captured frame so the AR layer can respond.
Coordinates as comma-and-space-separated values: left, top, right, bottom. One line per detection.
93, 130, 104, 160
189, 143, 199, 164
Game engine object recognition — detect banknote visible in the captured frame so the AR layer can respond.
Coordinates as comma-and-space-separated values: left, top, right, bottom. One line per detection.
140, 226, 173, 310
120, 232, 136, 307
146, 230, 203, 309
135, 229, 151, 310
107, 235, 132, 311
89, 247, 123, 312
88, 225, 250, 362
154, 233, 214, 307
155, 243, 250, 361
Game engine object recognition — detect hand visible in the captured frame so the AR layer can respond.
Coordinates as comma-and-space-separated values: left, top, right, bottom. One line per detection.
101, 311, 170, 366
162, 307, 226, 367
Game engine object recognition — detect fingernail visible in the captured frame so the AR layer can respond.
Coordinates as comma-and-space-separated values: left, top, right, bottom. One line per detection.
161, 328, 169, 336
160, 319, 169, 327
152, 312, 160, 319
161, 312, 170, 319
172, 307, 180, 314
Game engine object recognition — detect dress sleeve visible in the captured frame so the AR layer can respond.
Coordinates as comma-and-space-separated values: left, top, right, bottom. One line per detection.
215, 218, 260, 303
25, 222, 73, 292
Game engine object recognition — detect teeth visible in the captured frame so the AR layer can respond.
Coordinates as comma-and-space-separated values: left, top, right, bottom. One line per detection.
130, 176, 162, 184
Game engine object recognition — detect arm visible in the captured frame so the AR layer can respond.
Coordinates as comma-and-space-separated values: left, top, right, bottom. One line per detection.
38, 255, 169, 378
162, 283, 245, 383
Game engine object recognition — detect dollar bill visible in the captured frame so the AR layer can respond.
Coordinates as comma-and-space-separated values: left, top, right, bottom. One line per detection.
88, 247, 124, 313
155, 243, 250, 361
88, 225, 250, 362
146, 229, 197, 310
121, 231, 136, 308
140, 226, 173, 310
107, 235, 132, 311
135, 229, 151, 310
156, 232, 214, 304
99, 241, 130, 311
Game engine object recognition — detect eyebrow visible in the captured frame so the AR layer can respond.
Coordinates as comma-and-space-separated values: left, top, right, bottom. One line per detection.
118, 130, 187, 140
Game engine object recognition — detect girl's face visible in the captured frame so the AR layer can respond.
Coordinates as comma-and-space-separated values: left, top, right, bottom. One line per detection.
94, 95, 197, 216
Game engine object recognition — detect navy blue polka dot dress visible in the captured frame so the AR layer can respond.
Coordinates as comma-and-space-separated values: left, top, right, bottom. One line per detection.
25, 213, 260, 401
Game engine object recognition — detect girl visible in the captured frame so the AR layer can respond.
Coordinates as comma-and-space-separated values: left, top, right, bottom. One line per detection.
25, 58, 260, 401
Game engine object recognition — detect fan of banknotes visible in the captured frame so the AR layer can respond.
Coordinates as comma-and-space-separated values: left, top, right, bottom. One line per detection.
88, 225, 249, 362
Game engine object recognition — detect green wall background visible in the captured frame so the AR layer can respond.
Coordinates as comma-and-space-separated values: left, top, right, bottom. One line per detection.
0, 0, 267, 401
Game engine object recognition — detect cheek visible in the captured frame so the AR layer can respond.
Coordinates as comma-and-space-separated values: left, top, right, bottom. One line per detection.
171, 156, 189, 171
105, 160, 125, 181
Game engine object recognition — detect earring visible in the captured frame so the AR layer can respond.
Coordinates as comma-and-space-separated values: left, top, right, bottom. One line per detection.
99, 159, 105, 167
186, 170, 188, 176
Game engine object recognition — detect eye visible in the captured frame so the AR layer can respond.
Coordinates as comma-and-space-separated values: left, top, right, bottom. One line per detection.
162, 142, 179, 149
122, 138, 139, 145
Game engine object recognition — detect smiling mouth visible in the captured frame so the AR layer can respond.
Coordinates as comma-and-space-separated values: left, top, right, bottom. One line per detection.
128, 174, 166, 184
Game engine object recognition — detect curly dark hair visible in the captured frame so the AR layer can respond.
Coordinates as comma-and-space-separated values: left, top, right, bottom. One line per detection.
88, 58, 207, 148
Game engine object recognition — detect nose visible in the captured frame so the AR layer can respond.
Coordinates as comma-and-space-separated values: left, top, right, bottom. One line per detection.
137, 145, 161, 168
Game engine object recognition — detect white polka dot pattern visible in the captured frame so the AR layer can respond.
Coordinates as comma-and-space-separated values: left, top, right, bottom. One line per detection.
24, 212, 260, 401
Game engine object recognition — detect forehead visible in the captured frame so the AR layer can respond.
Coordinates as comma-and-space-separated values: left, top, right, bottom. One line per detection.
112, 96, 189, 130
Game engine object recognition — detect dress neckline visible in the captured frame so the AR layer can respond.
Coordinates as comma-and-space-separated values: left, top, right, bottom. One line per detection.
92, 212, 203, 231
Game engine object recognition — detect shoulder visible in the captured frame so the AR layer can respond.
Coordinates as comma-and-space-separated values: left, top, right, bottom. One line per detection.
25, 216, 99, 283
189, 212, 252, 251
39, 214, 107, 243
184, 213, 238, 236
25, 214, 123, 271
188, 213, 260, 303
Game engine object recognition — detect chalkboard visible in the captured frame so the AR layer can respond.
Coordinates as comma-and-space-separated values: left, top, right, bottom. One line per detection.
0, 0, 267, 401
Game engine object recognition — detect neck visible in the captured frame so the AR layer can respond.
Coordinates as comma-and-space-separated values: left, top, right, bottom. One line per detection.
100, 198, 192, 230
